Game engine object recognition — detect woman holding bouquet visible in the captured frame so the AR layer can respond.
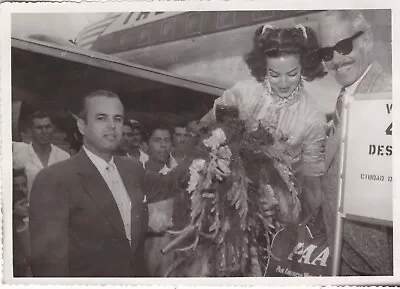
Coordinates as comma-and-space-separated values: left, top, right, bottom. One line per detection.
164, 25, 328, 277
202, 25, 327, 218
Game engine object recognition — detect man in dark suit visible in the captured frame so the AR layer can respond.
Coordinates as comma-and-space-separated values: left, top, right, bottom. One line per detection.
318, 10, 392, 275
29, 90, 148, 277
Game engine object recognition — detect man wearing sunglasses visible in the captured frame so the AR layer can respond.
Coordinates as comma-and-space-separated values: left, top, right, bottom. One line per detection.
318, 10, 392, 276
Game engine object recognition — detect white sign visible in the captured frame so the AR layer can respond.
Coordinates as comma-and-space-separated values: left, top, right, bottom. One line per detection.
342, 94, 392, 223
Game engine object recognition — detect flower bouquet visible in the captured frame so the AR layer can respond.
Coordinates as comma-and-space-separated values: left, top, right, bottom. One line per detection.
162, 105, 301, 277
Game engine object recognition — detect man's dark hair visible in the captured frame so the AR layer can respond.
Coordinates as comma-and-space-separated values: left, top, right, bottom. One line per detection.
28, 111, 52, 127
173, 120, 188, 130
123, 119, 133, 130
13, 168, 27, 204
77, 90, 121, 121
13, 168, 27, 179
143, 119, 173, 143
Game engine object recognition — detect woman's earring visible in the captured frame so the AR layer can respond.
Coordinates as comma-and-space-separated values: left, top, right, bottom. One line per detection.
263, 77, 272, 94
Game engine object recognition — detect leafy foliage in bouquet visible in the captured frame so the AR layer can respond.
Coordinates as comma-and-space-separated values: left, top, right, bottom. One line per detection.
163, 111, 301, 277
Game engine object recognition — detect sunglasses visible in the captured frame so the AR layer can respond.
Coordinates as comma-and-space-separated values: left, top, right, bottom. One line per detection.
319, 31, 364, 62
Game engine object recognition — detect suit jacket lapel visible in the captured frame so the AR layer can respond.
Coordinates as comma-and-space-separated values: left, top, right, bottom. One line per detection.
75, 150, 127, 242
325, 87, 344, 170
354, 61, 383, 95
325, 125, 340, 171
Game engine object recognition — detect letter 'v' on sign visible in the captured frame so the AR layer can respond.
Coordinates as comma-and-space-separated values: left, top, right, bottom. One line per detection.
386, 103, 392, 114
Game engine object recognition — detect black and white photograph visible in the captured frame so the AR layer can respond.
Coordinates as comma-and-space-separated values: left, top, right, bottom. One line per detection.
0, 1, 396, 286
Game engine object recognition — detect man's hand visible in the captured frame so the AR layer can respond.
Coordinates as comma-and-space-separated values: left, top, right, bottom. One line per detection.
147, 199, 174, 233
14, 199, 29, 217
259, 183, 279, 218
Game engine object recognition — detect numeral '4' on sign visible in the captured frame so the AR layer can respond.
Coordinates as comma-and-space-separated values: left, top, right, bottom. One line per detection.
386, 123, 392, 136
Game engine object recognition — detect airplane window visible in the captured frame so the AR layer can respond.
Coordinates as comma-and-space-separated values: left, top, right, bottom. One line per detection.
252, 11, 275, 21
136, 12, 150, 21
161, 19, 175, 40
187, 12, 202, 35
138, 27, 151, 46
123, 13, 135, 25
217, 11, 235, 29
274, 10, 298, 19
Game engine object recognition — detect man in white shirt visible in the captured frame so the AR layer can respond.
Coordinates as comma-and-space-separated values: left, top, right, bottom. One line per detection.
129, 119, 149, 160
172, 123, 190, 165
115, 120, 134, 156
141, 122, 177, 175
318, 10, 392, 276
29, 90, 148, 277
140, 121, 179, 276
13, 111, 70, 194
116, 119, 149, 162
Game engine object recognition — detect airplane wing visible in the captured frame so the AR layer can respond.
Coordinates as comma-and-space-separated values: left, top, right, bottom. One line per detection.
12, 36, 225, 98
12, 36, 224, 142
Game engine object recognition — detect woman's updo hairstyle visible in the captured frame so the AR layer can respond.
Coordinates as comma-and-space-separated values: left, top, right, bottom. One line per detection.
244, 25, 326, 83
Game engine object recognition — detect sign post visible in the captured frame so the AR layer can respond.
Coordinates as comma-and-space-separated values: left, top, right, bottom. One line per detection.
332, 92, 393, 276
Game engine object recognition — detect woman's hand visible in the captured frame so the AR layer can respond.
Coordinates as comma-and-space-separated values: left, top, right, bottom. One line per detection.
259, 191, 278, 218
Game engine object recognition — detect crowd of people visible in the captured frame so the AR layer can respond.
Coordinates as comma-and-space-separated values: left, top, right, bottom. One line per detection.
12, 10, 392, 277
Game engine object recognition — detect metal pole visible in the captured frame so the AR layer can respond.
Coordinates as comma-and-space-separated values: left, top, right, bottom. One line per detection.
332, 211, 344, 276
331, 98, 351, 276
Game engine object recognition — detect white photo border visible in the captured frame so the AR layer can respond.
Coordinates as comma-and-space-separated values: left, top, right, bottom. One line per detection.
1, 0, 399, 286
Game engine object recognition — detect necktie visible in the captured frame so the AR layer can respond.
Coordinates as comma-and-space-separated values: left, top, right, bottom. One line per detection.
329, 87, 346, 136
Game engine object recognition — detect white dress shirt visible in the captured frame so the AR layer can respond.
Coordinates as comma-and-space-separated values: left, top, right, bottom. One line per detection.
127, 149, 149, 169
83, 146, 132, 245
140, 153, 178, 175
326, 64, 373, 131
138, 149, 149, 166
13, 142, 70, 195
